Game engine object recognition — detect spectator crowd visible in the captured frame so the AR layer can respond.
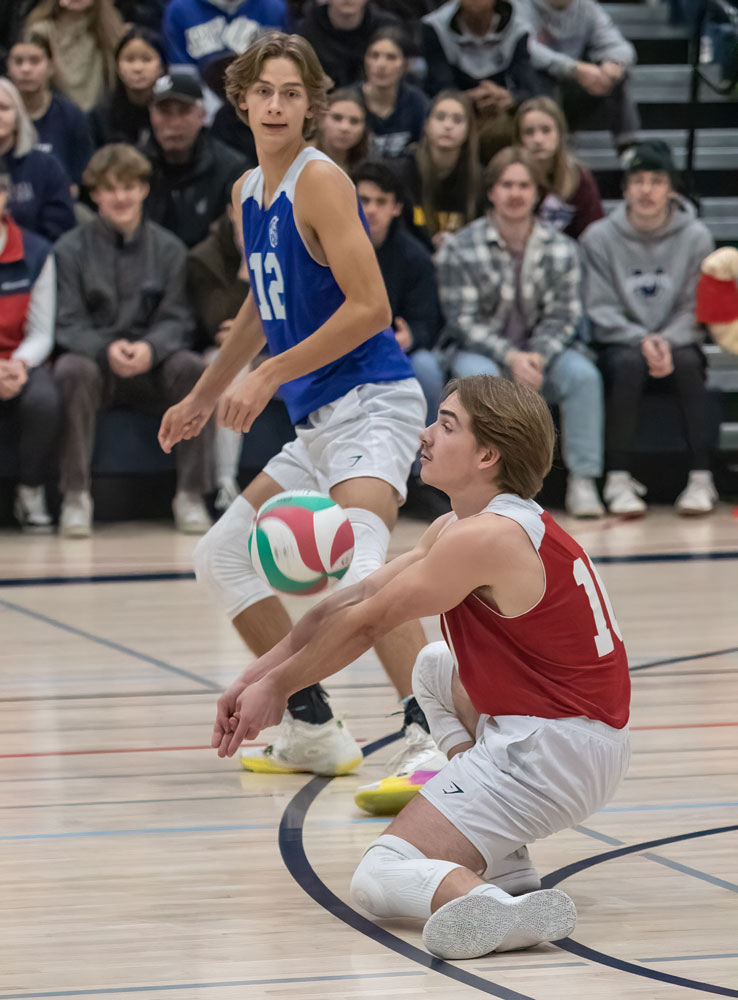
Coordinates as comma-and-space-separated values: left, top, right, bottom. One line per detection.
0, 0, 724, 536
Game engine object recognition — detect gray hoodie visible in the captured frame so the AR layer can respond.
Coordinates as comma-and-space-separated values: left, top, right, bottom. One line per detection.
580, 198, 714, 347
518, 0, 635, 80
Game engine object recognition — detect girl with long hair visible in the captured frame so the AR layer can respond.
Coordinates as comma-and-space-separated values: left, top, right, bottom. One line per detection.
513, 96, 604, 240
24, 0, 126, 110
315, 88, 370, 175
396, 89, 483, 249
0, 76, 75, 240
7, 30, 93, 188
88, 26, 166, 148
361, 26, 428, 159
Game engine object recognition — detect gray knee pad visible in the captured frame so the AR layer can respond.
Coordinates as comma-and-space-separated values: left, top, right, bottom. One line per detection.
193, 495, 274, 620
335, 507, 390, 589
350, 834, 460, 920
412, 642, 471, 756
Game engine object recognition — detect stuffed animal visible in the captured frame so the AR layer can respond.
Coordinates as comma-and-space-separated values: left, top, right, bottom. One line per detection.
696, 246, 738, 354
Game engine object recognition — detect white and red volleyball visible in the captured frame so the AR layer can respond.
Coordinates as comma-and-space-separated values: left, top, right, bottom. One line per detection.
248, 491, 355, 595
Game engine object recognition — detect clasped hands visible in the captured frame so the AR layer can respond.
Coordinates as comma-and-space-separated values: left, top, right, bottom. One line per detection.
0, 359, 28, 400
641, 333, 674, 378
211, 674, 288, 758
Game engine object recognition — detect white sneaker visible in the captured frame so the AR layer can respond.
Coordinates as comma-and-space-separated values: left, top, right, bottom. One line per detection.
603, 471, 647, 516
488, 847, 541, 896
214, 478, 241, 513
14, 485, 52, 533
354, 722, 448, 815
675, 471, 718, 515
172, 491, 212, 534
59, 491, 93, 538
422, 885, 577, 959
565, 476, 605, 518
239, 713, 363, 776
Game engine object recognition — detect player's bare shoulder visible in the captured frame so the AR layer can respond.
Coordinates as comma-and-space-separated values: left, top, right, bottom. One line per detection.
295, 158, 356, 222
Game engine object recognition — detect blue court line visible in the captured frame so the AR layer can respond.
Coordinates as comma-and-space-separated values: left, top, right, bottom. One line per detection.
599, 801, 738, 812
0, 547, 735, 591
0, 792, 276, 811
641, 853, 738, 893
630, 647, 738, 672
0, 970, 427, 1000
573, 824, 624, 845
640, 953, 738, 964
541, 823, 738, 997
0, 598, 218, 691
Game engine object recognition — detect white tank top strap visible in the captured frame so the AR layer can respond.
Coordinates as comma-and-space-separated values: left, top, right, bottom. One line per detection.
480, 494, 546, 551
241, 147, 340, 208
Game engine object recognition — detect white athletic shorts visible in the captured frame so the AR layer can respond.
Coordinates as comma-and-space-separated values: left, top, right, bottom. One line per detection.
420, 710, 631, 877
263, 378, 427, 502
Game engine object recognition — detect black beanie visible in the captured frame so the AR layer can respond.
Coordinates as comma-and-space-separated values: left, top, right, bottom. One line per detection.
622, 140, 677, 180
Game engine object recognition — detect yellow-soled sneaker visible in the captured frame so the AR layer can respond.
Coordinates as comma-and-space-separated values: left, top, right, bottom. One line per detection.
354, 723, 448, 815
240, 714, 362, 777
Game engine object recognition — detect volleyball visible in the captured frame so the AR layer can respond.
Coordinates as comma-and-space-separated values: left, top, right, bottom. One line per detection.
248, 491, 355, 595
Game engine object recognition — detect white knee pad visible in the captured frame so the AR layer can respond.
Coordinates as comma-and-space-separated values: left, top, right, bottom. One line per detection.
193, 495, 274, 620
350, 834, 461, 920
413, 641, 472, 757
335, 507, 390, 589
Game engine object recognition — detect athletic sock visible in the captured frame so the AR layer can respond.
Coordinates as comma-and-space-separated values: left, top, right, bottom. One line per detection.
287, 683, 334, 724
402, 694, 431, 734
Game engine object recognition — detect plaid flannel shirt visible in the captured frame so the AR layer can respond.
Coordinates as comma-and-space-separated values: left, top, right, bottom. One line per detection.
435, 215, 582, 367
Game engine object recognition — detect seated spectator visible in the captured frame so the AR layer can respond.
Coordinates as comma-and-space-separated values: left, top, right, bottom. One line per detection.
315, 88, 370, 174
435, 146, 605, 517
162, 0, 289, 74
299, 0, 397, 88
53, 143, 214, 537
421, 0, 542, 162
360, 26, 429, 159
7, 31, 94, 192
0, 77, 75, 241
580, 141, 717, 516
187, 208, 250, 511
24, 0, 126, 111
393, 90, 483, 250
88, 26, 166, 149
141, 72, 248, 248
514, 96, 603, 239
0, 165, 61, 533
208, 53, 258, 162
520, 0, 639, 152
355, 159, 449, 518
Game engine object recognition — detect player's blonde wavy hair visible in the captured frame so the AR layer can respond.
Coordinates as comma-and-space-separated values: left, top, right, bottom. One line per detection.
224, 31, 330, 140
443, 376, 555, 499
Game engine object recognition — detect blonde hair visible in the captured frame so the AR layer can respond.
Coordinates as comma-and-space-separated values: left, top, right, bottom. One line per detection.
82, 143, 152, 189
225, 31, 329, 140
416, 90, 481, 235
0, 77, 37, 157
513, 97, 580, 201
443, 376, 555, 498
483, 145, 545, 198
25, 0, 125, 92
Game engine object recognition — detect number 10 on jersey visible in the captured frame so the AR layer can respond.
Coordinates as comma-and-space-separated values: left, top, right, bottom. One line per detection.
250, 252, 286, 321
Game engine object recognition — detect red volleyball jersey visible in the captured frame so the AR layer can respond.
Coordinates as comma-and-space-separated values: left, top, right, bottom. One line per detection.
440, 495, 630, 729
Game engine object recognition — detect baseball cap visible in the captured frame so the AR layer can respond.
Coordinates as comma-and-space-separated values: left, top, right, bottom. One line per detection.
151, 72, 203, 105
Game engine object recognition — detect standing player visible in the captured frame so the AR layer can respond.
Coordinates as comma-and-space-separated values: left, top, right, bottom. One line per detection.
158, 32, 443, 781
211, 375, 631, 959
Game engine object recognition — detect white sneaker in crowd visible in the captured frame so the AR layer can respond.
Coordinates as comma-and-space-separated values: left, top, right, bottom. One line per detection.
565, 476, 605, 518
14, 485, 53, 533
603, 471, 647, 516
674, 470, 718, 515
354, 722, 448, 815
172, 491, 212, 534
59, 491, 93, 538
239, 713, 363, 776
214, 477, 241, 513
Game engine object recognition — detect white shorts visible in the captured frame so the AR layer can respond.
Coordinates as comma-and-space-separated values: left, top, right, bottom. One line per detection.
263, 378, 426, 502
420, 711, 631, 877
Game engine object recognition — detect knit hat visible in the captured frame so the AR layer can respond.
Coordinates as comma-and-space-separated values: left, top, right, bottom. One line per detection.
622, 140, 677, 179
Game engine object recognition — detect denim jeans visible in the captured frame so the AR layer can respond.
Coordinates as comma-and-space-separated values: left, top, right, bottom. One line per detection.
450, 348, 604, 477
408, 348, 447, 475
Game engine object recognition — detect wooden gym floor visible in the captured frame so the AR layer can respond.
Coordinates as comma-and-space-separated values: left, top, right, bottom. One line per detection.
0, 505, 736, 1000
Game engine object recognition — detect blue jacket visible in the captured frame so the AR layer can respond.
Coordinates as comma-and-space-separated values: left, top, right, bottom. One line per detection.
3, 148, 76, 242
34, 94, 94, 187
162, 0, 289, 69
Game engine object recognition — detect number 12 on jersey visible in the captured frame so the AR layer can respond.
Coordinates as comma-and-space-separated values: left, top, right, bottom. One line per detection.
249, 252, 286, 321
573, 556, 623, 657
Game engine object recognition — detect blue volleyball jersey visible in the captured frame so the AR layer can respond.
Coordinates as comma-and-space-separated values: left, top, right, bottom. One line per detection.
240, 146, 413, 423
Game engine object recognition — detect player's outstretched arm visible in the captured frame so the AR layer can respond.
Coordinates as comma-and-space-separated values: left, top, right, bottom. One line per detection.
219, 517, 500, 754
